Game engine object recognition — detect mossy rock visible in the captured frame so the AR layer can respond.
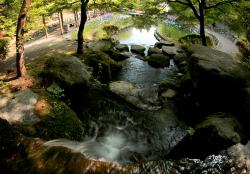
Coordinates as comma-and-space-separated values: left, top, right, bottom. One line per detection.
194, 112, 244, 150
145, 54, 170, 68
179, 34, 213, 47
159, 79, 181, 93
32, 93, 84, 141
82, 50, 122, 83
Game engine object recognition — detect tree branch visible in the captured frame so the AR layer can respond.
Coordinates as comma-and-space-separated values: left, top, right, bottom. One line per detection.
204, 0, 237, 9
168, 0, 200, 19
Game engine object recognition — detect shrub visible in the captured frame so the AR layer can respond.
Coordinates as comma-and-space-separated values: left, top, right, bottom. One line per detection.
103, 25, 119, 38
0, 38, 9, 60
178, 34, 214, 47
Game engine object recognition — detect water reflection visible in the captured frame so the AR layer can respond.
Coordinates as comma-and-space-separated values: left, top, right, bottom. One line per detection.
115, 26, 158, 46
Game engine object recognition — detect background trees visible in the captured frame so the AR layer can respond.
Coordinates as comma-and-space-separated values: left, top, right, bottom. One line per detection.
166, 0, 238, 46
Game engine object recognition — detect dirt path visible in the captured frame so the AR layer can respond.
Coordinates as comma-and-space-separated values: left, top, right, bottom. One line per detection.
206, 28, 241, 58
0, 28, 77, 73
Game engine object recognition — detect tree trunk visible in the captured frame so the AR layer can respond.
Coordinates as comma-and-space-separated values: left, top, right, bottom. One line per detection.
60, 11, 64, 26
16, 0, 32, 77
77, 0, 89, 54
58, 12, 64, 35
199, 2, 207, 46
42, 16, 48, 38
74, 9, 78, 27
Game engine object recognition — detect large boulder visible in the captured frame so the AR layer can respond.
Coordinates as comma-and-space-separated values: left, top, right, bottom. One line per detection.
194, 112, 244, 150
0, 89, 40, 124
44, 53, 90, 89
145, 54, 170, 68
131, 45, 145, 55
87, 39, 113, 52
162, 46, 177, 57
154, 41, 174, 49
109, 81, 160, 110
187, 45, 250, 112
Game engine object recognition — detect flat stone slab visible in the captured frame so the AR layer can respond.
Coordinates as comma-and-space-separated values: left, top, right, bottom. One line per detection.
131, 45, 145, 55
155, 41, 174, 49
0, 89, 40, 124
162, 46, 177, 57
148, 47, 162, 55
109, 81, 160, 110
116, 44, 129, 52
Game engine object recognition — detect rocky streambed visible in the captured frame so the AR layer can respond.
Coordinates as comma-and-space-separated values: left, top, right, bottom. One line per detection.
1, 27, 250, 173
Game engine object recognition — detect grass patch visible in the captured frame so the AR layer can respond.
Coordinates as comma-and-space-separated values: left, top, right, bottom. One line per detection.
157, 23, 193, 42
71, 14, 132, 40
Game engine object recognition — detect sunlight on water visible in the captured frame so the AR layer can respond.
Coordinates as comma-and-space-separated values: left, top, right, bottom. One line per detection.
116, 26, 158, 46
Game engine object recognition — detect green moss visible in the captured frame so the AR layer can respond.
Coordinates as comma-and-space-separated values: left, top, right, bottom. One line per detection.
82, 50, 121, 83
159, 79, 180, 93
29, 90, 85, 141
35, 99, 84, 141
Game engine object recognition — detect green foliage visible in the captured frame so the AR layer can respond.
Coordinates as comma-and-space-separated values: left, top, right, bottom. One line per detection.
0, 0, 21, 36
0, 38, 9, 60
103, 25, 119, 38
46, 82, 65, 99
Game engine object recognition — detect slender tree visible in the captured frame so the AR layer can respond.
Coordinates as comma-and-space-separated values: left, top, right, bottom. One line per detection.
77, 0, 89, 54
167, 0, 238, 46
16, 0, 32, 77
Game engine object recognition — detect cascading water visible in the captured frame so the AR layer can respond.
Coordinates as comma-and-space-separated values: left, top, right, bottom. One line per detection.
45, 26, 186, 166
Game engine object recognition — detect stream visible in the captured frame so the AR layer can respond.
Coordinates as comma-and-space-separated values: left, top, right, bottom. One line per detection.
45, 26, 186, 166
114, 26, 178, 86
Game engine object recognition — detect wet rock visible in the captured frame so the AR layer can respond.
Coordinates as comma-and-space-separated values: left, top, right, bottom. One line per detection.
119, 52, 131, 60
148, 47, 162, 55
226, 140, 250, 172
130, 154, 244, 174
162, 46, 177, 57
0, 89, 40, 124
146, 54, 170, 68
116, 44, 129, 52
131, 45, 145, 55
109, 81, 160, 110
87, 39, 113, 52
1, 138, 126, 174
194, 112, 244, 151
187, 45, 250, 112
154, 41, 174, 49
